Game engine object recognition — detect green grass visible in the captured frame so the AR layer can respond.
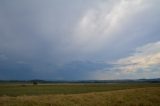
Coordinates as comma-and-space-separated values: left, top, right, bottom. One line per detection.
0, 83, 159, 96
0, 87, 160, 106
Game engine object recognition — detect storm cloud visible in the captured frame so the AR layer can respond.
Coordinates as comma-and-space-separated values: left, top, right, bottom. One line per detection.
0, 0, 160, 80
92, 41, 160, 80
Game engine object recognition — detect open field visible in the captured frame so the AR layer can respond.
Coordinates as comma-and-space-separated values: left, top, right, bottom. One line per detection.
0, 83, 160, 106
0, 83, 160, 96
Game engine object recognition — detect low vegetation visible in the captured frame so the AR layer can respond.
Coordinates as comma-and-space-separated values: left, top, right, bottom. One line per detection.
0, 83, 159, 106
0, 83, 160, 96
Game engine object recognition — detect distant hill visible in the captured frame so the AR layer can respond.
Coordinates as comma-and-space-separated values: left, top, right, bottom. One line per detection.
0, 78, 160, 84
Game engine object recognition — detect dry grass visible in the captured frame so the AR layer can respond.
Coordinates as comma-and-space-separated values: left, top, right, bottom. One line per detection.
0, 87, 160, 106
0, 83, 159, 96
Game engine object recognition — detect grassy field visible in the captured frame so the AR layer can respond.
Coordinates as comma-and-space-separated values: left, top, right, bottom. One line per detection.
0, 83, 160, 106
0, 83, 160, 96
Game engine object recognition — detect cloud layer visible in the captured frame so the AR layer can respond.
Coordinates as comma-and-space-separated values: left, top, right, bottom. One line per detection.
92, 41, 160, 80
0, 0, 160, 80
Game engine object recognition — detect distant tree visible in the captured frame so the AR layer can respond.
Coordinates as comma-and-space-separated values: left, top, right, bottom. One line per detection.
21, 84, 27, 87
33, 81, 38, 85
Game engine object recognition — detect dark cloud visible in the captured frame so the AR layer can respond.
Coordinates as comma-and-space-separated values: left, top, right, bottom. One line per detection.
54, 61, 111, 80
0, 0, 160, 80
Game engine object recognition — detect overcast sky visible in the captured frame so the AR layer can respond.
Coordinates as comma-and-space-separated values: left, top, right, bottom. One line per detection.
0, 0, 160, 80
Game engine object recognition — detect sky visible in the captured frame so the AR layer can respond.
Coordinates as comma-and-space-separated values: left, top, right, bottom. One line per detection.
0, 0, 160, 80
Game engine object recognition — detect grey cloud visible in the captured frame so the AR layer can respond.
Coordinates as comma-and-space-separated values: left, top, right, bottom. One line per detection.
0, 54, 8, 61
0, 0, 160, 80
92, 41, 160, 80
54, 61, 111, 80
